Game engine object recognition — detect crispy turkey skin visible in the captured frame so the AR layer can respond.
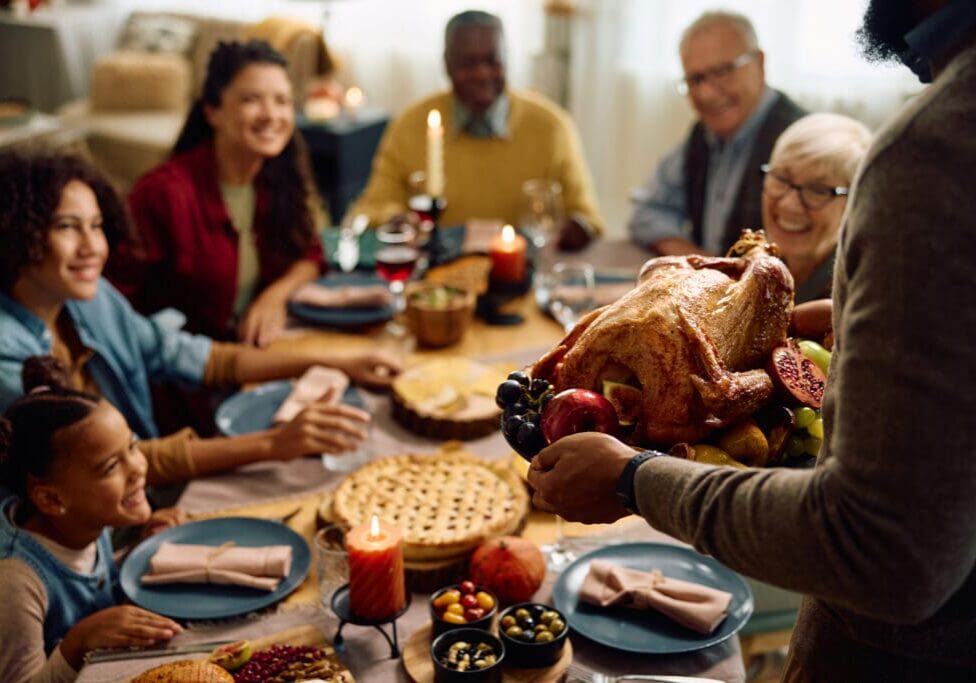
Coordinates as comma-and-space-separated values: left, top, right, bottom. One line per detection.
532, 230, 794, 445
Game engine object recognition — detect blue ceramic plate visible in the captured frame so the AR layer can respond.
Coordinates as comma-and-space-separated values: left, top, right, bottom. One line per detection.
288, 272, 394, 327
552, 543, 753, 654
215, 380, 366, 437
120, 517, 311, 620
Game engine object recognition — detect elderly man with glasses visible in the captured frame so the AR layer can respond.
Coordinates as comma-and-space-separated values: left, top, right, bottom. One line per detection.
629, 10, 807, 256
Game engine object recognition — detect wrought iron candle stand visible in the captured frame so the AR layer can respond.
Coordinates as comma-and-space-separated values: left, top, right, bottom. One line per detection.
330, 584, 412, 658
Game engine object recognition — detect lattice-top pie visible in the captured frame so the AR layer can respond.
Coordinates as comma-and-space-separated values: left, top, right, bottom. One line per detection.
330, 452, 528, 562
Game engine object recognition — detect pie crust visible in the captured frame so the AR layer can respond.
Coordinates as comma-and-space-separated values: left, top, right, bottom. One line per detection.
330, 451, 529, 562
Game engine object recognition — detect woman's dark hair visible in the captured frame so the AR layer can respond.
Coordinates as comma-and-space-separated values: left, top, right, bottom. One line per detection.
0, 152, 130, 292
171, 40, 318, 261
0, 357, 101, 500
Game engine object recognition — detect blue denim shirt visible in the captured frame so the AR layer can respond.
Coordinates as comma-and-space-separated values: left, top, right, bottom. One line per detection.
0, 497, 120, 654
0, 279, 212, 438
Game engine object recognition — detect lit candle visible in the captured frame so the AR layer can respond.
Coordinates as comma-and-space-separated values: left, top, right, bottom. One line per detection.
490, 224, 528, 283
343, 86, 364, 117
426, 109, 445, 198
346, 515, 405, 620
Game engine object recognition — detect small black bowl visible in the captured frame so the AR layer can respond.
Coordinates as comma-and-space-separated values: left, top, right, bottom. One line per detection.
429, 584, 497, 638
431, 627, 505, 683
497, 602, 568, 668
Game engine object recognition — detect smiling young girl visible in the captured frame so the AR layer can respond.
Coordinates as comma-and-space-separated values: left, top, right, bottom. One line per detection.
0, 152, 397, 486
0, 356, 182, 681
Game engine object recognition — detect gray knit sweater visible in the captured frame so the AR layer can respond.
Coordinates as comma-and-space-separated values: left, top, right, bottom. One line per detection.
634, 34, 976, 681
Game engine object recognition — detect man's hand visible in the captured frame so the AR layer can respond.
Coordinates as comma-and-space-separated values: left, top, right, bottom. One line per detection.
271, 394, 370, 459
556, 218, 592, 251
60, 606, 182, 668
238, 291, 288, 348
527, 432, 636, 523
334, 350, 404, 389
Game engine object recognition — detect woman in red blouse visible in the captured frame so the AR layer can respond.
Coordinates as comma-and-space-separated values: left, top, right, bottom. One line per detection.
110, 40, 324, 347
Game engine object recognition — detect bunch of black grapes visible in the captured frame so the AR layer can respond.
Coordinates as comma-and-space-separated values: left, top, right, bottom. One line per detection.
495, 371, 553, 460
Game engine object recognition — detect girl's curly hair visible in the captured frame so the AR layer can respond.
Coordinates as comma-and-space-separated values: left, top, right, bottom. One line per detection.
171, 40, 319, 263
0, 152, 130, 292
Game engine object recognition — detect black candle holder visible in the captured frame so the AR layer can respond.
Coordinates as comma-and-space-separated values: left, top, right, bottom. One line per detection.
409, 195, 450, 266
330, 584, 412, 658
476, 263, 535, 326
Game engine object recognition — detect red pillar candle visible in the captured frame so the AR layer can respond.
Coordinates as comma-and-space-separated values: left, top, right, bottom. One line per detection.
490, 224, 528, 283
346, 515, 406, 620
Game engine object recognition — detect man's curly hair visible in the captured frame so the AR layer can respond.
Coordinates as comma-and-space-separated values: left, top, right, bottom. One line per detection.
0, 152, 130, 292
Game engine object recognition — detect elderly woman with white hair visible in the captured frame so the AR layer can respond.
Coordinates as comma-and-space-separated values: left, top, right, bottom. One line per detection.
761, 112, 872, 303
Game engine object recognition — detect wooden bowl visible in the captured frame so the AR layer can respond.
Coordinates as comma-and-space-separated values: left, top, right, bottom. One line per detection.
405, 284, 475, 348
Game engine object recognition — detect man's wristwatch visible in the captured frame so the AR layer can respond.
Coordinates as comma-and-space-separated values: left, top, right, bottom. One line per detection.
615, 450, 666, 514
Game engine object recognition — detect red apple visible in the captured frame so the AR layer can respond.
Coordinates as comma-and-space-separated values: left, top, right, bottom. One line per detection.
540, 388, 619, 443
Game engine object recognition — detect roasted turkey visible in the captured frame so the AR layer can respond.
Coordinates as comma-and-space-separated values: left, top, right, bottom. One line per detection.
532, 230, 794, 445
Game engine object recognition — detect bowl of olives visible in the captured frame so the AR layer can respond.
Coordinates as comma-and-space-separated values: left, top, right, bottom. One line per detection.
429, 581, 498, 638
431, 628, 505, 683
497, 602, 568, 667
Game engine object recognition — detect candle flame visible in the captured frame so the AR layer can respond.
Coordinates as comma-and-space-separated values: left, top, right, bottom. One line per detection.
501, 224, 516, 243
368, 514, 380, 540
344, 86, 364, 107
427, 109, 442, 129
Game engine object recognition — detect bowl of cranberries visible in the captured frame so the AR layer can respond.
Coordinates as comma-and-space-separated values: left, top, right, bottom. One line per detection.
429, 580, 498, 638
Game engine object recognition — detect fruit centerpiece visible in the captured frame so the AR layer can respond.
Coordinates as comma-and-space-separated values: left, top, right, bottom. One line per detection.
498, 230, 830, 467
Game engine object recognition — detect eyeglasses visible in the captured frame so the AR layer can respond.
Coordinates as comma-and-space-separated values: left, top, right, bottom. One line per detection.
676, 51, 758, 95
760, 164, 849, 210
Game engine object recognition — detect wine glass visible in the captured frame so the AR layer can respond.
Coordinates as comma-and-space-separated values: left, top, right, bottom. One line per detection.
374, 222, 419, 335
547, 262, 596, 334
519, 179, 563, 267
540, 262, 596, 569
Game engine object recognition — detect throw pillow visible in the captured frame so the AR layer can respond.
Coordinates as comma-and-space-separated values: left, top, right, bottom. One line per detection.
117, 14, 198, 56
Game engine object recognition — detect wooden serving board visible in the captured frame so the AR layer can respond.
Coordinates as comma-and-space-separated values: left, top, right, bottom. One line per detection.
402, 622, 571, 683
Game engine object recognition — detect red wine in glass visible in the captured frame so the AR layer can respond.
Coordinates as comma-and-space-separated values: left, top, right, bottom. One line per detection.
375, 245, 419, 283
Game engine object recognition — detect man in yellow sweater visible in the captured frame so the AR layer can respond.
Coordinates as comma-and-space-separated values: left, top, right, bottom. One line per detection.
348, 10, 603, 250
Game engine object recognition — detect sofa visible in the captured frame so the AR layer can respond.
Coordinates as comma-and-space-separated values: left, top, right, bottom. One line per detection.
59, 11, 331, 191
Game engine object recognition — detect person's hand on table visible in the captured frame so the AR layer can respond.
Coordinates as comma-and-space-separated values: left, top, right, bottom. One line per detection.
527, 432, 635, 523
271, 392, 370, 458
556, 217, 592, 251
333, 350, 403, 390
59, 606, 182, 668
139, 507, 187, 541
238, 290, 288, 348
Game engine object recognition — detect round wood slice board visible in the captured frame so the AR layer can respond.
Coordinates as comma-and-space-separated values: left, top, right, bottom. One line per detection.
402, 622, 572, 683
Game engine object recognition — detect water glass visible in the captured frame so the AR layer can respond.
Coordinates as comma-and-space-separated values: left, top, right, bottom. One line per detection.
547, 262, 596, 333
519, 179, 563, 251
314, 524, 348, 612
322, 419, 372, 473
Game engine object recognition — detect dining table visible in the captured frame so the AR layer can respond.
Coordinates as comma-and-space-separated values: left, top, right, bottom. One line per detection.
77, 238, 748, 683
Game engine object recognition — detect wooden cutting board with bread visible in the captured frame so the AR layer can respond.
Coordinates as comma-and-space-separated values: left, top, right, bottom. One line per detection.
127, 625, 353, 682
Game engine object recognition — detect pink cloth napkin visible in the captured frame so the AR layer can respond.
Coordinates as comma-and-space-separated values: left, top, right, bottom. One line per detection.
141, 541, 293, 592
578, 560, 733, 634
272, 366, 349, 424
290, 282, 393, 309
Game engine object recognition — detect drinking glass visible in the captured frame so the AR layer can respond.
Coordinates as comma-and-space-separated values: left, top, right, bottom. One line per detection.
547, 262, 596, 333
314, 524, 348, 615
322, 418, 372, 473
519, 179, 563, 255
374, 222, 419, 335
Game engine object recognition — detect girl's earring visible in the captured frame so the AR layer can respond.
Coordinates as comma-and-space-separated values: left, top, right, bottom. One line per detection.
57, 506, 66, 515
